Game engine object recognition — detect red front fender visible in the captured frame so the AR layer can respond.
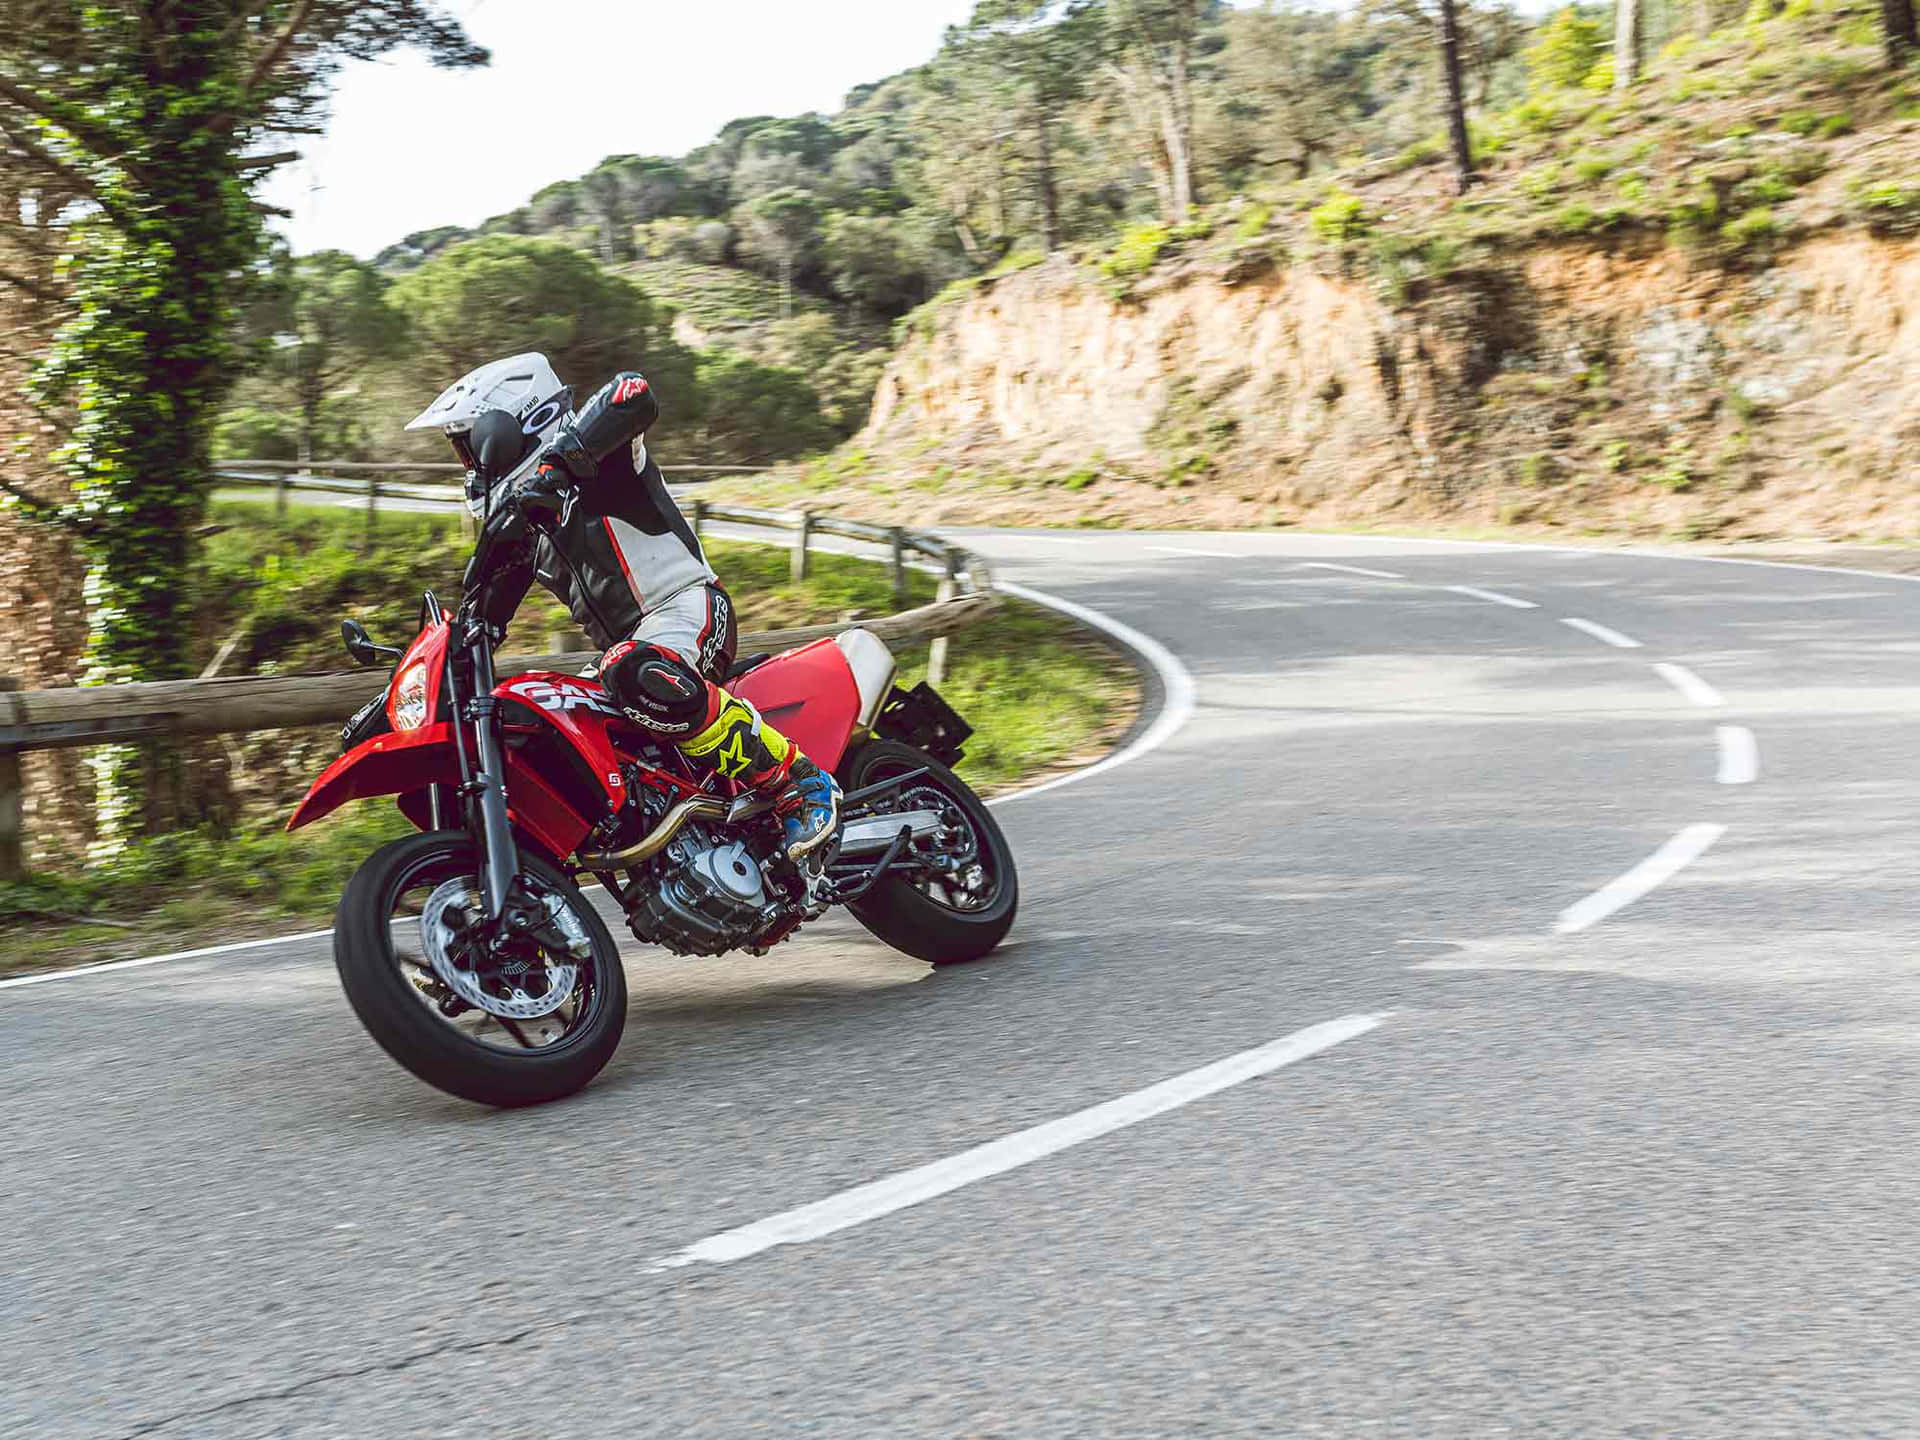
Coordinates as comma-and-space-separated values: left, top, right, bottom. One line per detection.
286, 723, 596, 864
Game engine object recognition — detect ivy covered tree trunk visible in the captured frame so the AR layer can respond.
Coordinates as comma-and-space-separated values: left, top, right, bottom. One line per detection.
4, 1, 483, 849
41, 15, 257, 839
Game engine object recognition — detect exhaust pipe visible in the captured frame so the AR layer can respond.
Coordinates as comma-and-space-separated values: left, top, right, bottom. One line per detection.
576, 794, 729, 869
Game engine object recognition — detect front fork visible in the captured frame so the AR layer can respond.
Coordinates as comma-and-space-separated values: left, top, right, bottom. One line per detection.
456, 623, 522, 923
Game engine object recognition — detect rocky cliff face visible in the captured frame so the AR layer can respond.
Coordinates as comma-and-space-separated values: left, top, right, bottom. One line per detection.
852, 239, 1919, 539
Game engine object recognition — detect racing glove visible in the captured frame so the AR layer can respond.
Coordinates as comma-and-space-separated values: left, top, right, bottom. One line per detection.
545, 371, 659, 481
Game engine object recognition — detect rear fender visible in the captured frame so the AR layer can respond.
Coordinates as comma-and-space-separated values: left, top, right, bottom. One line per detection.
286, 722, 595, 863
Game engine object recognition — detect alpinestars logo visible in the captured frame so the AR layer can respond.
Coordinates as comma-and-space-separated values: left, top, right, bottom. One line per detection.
611, 375, 649, 406
700, 592, 731, 675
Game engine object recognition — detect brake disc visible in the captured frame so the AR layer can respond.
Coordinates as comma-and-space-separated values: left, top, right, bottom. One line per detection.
419, 878, 579, 1020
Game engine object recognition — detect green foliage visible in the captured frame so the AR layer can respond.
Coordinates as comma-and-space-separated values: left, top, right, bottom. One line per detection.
819, 212, 922, 312
1100, 223, 1174, 279
1393, 138, 1446, 172
1526, 9, 1604, 92
390, 236, 694, 405
1309, 189, 1371, 245
1571, 151, 1615, 183
1721, 206, 1781, 252
683, 352, 838, 465
1779, 110, 1822, 134
1853, 180, 1920, 234
1232, 203, 1275, 240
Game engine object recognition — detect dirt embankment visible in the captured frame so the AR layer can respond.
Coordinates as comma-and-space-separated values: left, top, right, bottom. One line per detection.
773, 239, 1919, 541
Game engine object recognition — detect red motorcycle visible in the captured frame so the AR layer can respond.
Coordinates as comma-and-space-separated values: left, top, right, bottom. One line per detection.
290, 501, 1016, 1107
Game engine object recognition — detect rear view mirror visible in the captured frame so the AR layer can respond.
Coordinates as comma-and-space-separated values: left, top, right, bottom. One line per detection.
341, 619, 401, 666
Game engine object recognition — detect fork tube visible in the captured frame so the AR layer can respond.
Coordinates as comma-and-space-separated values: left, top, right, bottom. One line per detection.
465, 627, 520, 919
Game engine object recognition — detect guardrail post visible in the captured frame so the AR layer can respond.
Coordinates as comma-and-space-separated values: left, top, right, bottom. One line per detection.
363, 476, 380, 547
927, 552, 960, 687
692, 498, 706, 544
0, 677, 23, 880
792, 510, 813, 584
275, 474, 290, 520
889, 527, 908, 608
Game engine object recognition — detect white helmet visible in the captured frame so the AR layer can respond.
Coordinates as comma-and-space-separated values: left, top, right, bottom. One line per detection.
406, 352, 572, 516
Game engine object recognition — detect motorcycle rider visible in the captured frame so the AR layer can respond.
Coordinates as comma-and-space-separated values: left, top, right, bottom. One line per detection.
410, 354, 841, 870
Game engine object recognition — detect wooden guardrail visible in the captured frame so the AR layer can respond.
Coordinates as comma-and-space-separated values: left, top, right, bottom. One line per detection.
213, 458, 767, 525
0, 505, 996, 876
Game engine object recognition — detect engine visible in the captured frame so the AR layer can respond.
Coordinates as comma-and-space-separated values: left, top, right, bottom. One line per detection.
622, 821, 792, 957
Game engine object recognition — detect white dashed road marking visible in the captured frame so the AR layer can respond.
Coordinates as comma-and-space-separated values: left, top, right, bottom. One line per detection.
1716, 725, 1759, 785
1445, 585, 1539, 610
1554, 823, 1728, 935
1652, 662, 1725, 708
1559, 617, 1643, 649
648, 1013, 1387, 1271
1299, 562, 1406, 580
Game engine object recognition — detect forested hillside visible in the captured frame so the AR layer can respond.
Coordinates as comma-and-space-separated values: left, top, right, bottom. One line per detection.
212, 0, 1587, 467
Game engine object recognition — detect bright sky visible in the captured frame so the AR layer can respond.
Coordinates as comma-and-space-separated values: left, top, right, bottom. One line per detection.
265, 0, 980, 258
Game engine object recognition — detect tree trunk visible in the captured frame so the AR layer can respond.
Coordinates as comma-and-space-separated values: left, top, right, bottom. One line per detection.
1695, 0, 1717, 34
1437, 0, 1477, 196
1886, 0, 1918, 66
1614, 0, 1643, 90
1035, 119, 1062, 253
298, 388, 318, 470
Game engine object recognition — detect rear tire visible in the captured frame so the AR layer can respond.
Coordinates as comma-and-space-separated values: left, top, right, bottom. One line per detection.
334, 831, 627, 1107
837, 740, 1018, 965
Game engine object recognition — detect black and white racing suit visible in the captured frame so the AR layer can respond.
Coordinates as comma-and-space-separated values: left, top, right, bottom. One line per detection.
475, 373, 833, 848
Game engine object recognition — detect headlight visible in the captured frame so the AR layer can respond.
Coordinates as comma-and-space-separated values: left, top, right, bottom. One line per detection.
391, 661, 430, 730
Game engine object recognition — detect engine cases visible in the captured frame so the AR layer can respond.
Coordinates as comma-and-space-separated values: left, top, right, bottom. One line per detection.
623, 829, 785, 956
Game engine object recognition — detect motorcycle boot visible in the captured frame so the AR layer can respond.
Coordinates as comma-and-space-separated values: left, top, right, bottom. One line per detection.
678, 691, 844, 864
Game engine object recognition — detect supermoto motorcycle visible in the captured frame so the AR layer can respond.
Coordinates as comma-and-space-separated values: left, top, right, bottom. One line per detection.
290, 491, 1017, 1108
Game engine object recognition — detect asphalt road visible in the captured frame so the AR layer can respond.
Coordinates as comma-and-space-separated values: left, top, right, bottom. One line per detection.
7, 529, 1920, 1438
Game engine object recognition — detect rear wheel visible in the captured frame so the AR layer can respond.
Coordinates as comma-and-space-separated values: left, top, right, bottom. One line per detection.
333, 831, 627, 1106
837, 740, 1018, 965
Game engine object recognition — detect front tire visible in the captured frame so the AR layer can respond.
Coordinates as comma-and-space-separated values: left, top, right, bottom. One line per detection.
334, 831, 627, 1107
837, 740, 1018, 965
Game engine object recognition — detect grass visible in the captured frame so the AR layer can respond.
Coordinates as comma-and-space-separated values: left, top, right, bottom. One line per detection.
1, 505, 1138, 974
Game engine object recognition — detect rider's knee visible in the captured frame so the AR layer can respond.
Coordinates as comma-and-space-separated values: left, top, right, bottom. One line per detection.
600, 641, 715, 737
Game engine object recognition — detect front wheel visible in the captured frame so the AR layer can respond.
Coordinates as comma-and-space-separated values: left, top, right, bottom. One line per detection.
837, 740, 1018, 965
333, 831, 627, 1106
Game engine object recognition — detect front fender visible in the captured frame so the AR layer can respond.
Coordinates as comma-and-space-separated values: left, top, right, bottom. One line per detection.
287, 722, 596, 863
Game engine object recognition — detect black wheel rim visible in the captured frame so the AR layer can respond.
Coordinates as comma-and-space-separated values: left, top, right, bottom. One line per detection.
380, 849, 609, 1056
852, 758, 1001, 914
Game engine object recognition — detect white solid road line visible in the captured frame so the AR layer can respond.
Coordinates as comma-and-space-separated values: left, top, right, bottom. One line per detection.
1146, 545, 1245, 559
1299, 561, 1406, 580
1445, 584, 1539, 610
1559, 617, 1643, 649
648, 1013, 1387, 1271
990, 580, 1198, 805
3, 580, 1194, 989
1652, 661, 1725, 708
1716, 725, 1759, 785
0, 929, 337, 991
1554, 823, 1728, 935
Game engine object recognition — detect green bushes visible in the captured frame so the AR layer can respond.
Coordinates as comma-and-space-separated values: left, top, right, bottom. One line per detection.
1721, 206, 1780, 252
1099, 223, 1173, 280
1854, 181, 1920, 235
1525, 9, 1604, 92
1309, 189, 1371, 245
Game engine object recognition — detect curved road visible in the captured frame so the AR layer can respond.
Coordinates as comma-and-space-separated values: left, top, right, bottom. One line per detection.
8, 529, 1920, 1437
